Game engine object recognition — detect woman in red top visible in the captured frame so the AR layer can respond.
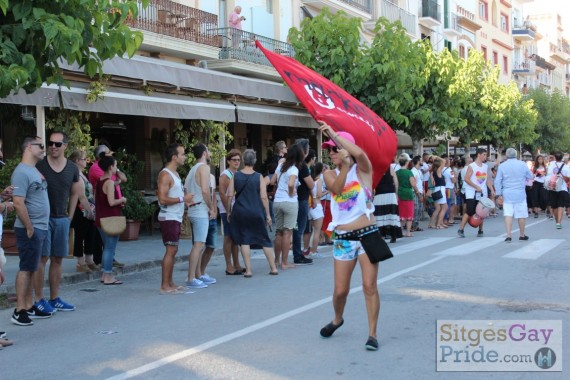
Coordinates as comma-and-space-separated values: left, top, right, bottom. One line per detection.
95, 156, 127, 285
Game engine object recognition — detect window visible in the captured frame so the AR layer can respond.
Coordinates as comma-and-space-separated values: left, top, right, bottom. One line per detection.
493, 51, 498, 65
500, 13, 508, 32
459, 45, 466, 59
503, 55, 508, 74
479, 1, 488, 21
481, 46, 488, 60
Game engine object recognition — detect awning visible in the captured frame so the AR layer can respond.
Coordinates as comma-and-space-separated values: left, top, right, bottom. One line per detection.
59, 55, 301, 103
0, 85, 60, 107
60, 86, 236, 122
236, 102, 316, 129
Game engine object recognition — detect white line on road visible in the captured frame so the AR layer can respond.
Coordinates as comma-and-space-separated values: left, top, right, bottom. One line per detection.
502, 239, 565, 260
497, 217, 548, 238
432, 237, 505, 256
391, 238, 453, 256
105, 256, 446, 380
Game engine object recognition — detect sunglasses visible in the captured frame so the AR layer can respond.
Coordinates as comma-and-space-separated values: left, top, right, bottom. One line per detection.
30, 143, 45, 149
48, 141, 64, 148
328, 146, 340, 153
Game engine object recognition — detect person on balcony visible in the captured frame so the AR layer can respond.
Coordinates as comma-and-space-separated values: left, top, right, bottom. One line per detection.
228, 6, 245, 30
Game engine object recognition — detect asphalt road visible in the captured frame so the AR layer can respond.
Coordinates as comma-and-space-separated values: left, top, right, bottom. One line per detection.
1, 215, 568, 380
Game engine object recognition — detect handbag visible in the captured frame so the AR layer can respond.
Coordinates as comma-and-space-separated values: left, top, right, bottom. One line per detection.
100, 216, 127, 236
431, 188, 443, 201
360, 230, 394, 263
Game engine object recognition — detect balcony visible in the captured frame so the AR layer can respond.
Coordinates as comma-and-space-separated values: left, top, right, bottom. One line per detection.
204, 28, 294, 81
512, 21, 536, 41
456, 5, 481, 32
443, 12, 461, 38
364, 0, 416, 37
550, 45, 570, 62
126, 0, 220, 60
512, 59, 536, 75
302, 0, 372, 19
418, 0, 441, 29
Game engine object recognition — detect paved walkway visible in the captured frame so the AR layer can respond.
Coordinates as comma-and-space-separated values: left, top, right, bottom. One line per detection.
0, 230, 224, 295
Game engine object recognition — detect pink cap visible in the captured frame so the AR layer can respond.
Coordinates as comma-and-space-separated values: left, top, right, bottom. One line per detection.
321, 131, 355, 149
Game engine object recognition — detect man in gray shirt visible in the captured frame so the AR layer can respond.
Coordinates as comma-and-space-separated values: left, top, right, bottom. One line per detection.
11, 136, 50, 326
495, 148, 534, 242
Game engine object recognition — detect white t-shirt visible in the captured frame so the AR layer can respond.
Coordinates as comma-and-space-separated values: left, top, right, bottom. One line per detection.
546, 162, 570, 192
273, 164, 299, 203
459, 167, 468, 194
421, 162, 430, 182
465, 162, 489, 199
411, 167, 423, 194
442, 167, 454, 189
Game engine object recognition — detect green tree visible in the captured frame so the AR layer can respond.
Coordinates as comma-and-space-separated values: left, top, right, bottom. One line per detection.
525, 88, 570, 154
0, 0, 148, 97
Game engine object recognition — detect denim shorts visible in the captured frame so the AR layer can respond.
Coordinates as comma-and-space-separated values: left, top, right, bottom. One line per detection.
205, 218, 217, 249
188, 216, 209, 243
220, 213, 231, 237
332, 239, 365, 261
42, 217, 71, 257
15, 227, 47, 272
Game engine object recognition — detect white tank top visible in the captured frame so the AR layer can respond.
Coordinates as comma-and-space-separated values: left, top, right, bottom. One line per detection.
217, 169, 233, 214
158, 168, 184, 222
185, 162, 208, 218
465, 162, 488, 199
327, 164, 374, 231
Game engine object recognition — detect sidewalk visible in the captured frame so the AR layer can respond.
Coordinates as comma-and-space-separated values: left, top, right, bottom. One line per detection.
0, 231, 224, 295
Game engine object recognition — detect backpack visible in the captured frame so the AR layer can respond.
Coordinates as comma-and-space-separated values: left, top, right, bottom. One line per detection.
544, 163, 566, 191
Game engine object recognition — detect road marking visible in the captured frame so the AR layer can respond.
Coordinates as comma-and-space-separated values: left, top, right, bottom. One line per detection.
392, 237, 453, 256
498, 217, 548, 238
104, 256, 446, 380
502, 239, 565, 260
433, 237, 505, 256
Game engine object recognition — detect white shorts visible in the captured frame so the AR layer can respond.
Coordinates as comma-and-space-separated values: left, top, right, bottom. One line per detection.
502, 201, 528, 219
309, 203, 324, 220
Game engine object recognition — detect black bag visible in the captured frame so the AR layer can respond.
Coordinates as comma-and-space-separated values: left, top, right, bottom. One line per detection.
431, 188, 443, 201
359, 231, 394, 263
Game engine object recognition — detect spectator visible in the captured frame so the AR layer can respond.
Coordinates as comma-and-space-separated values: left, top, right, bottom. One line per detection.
228, 6, 245, 29
292, 139, 314, 265
11, 136, 50, 325
429, 157, 448, 229
156, 143, 194, 294
69, 150, 97, 273
410, 156, 424, 231
95, 156, 127, 285
227, 149, 278, 277
396, 155, 416, 237
373, 166, 402, 243
307, 162, 325, 258
546, 152, 570, 229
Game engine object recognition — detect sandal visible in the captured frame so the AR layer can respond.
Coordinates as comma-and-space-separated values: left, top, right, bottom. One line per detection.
428, 225, 436, 229
415, 227, 424, 231
0, 338, 14, 347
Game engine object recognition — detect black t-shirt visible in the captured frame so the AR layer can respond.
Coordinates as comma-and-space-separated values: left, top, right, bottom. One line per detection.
297, 163, 311, 201
36, 158, 79, 217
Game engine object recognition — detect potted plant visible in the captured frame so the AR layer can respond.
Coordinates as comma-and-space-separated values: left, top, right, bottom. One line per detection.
119, 187, 156, 241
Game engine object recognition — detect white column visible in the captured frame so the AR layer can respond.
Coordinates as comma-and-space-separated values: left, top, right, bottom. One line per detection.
35, 106, 46, 143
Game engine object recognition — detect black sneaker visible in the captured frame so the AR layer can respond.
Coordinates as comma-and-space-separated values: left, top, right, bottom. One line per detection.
11, 309, 33, 326
519, 235, 529, 241
27, 305, 53, 319
477, 231, 484, 237
294, 256, 313, 265
0, 331, 6, 339
365, 336, 379, 351
457, 229, 465, 238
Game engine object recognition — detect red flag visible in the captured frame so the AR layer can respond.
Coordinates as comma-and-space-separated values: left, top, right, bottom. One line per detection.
256, 41, 397, 188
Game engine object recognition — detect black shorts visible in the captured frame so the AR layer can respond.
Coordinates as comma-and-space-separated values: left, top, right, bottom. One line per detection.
465, 199, 478, 216
549, 190, 569, 209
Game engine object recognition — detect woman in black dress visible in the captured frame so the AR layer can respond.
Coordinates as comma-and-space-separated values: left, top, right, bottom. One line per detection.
373, 165, 403, 243
227, 149, 278, 277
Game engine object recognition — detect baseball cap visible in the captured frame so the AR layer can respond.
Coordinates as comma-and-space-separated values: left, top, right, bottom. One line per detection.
321, 131, 355, 149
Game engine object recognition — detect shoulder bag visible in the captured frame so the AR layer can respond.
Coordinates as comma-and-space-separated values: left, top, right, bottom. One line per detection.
100, 216, 127, 236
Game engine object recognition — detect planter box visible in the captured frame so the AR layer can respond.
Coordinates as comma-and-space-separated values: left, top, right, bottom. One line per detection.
1, 229, 18, 255
119, 220, 141, 241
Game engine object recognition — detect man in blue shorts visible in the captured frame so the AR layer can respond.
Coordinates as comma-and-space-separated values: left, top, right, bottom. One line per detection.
33, 131, 80, 313
11, 136, 50, 325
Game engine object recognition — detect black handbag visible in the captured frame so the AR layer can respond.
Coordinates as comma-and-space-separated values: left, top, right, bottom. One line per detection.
430, 189, 443, 201
359, 230, 394, 263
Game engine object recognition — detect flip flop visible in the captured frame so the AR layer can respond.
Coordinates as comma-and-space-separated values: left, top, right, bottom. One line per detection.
268, 271, 279, 275
243, 273, 253, 278
103, 280, 123, 285
225, 270, 242, 275
160, 289, 185, 295
320, 319, 344, 338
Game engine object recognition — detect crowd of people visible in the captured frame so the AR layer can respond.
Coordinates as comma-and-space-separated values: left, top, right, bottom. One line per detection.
2, 130, 569, 352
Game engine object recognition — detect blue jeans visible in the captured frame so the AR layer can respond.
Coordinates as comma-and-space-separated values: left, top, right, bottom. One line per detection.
98, 228, 119, 273
293, 199, 309, 260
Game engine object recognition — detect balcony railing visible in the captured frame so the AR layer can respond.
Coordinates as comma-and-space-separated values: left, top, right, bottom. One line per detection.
207, 28, 294, 66
419, 0, 441, 21
512, 59, 535, 74
379, 0, 416, 35
341, 0, 372, 13
444, 12, 461, 33
126, 0, 219, 47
